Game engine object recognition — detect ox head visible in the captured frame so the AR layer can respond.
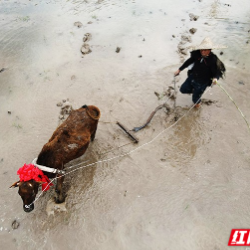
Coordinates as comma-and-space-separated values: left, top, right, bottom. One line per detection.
10, 180, 43, 213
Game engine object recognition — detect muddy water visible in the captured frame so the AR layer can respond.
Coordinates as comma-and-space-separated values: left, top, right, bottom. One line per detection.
0, 0, 250, 249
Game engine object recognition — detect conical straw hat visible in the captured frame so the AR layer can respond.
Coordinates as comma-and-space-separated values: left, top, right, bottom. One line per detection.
190, 37, 227, 50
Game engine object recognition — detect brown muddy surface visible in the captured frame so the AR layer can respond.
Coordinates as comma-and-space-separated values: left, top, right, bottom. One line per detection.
0, 0, 250, 249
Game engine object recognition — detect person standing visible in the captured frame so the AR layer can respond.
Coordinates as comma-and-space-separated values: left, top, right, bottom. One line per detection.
174, 37, 226, 108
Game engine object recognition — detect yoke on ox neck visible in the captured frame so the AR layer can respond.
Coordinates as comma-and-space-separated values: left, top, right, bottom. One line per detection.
32, 158, 65, 175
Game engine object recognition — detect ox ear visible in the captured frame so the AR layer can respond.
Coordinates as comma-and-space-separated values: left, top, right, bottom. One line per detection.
9, 181, 20, 189
36, 181, 45, 186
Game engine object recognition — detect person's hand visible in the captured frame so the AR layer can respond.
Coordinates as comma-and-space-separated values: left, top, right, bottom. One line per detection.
174, 69, 180, 76
212, 78, 218, 85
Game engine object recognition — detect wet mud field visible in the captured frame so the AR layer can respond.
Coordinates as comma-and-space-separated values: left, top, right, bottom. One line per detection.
0, 0, 250, 249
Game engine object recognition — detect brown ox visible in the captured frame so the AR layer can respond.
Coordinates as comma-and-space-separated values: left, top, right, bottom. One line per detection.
10, 105, 100, 212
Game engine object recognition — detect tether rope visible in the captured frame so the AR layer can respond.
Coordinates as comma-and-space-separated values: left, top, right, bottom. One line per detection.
27, 82, 250, 207
217, 82, 250, 133
29, 95, 200, 206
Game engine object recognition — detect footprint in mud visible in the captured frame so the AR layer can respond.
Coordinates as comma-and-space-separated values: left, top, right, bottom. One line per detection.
189, 13, 199, 21
11, 219, 20, 230
57, 99, 73, 124
46, 198, 67, 216
81, 33, 92, 55
201, 98, 218, 106
116, 47, 121, 53
189, 28, 197, 34
74, 21, 83, 28
81, 43, 92, 55
177, 34, 192, 61
83, 33, 92, 42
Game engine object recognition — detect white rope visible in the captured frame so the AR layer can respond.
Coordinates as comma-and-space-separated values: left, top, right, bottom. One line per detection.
29, 103, 200, 207
217, 82, 250, 133
29, 82, 250, 208
27, 87, 210, 208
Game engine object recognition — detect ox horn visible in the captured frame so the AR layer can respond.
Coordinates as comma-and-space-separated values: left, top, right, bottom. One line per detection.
9, 181, 20, 189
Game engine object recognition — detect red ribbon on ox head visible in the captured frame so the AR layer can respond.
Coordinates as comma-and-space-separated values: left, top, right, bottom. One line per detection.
17, 163, 53, 191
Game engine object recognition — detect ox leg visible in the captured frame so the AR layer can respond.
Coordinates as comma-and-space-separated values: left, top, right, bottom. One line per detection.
55, 175, 65, 203
91, 128, 97, 141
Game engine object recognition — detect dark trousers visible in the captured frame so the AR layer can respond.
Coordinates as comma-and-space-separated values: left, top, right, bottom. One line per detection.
180, 76, 209, 104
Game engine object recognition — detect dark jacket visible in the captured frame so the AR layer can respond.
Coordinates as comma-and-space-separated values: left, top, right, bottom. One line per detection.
179, 50, 225, 85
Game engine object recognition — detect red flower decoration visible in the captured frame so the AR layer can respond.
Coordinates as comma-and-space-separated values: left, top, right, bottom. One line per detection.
17, 163, 53, 191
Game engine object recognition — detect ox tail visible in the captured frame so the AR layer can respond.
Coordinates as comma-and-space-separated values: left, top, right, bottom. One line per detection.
82, 105, 101, 120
